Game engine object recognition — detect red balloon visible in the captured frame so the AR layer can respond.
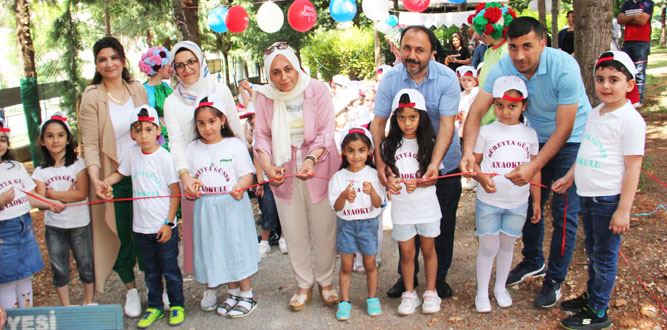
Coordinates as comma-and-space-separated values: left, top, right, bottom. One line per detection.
288, 0, 318, 32
403, 0, 430, 12
226, 5, 249, 33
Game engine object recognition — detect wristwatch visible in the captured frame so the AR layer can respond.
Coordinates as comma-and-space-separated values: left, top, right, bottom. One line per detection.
164, 219, 177, 228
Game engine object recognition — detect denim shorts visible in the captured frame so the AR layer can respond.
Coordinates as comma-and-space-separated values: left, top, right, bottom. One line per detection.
336, 217, 379, 256
392, 221, 440, 242
475, 199, 528, 237
45, 224, 94, 287
0, 213, 44, 284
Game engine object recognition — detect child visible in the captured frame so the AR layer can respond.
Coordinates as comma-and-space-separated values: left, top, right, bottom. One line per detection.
456, 65, 480, 191
32, 112, 95, 306
139, 46, 173, 148
328, 127, 385, 320
381, 89, 442, 315
471, 76, 541, 313
0, 118, 65, 309
553, 51, 645, 330
185, 95, 259, 318
97, 106, 185, 328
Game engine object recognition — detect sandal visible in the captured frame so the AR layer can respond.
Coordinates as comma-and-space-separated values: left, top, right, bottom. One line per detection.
227, 296, 257, 319
289, 288, 312, 311
216, 294, 239, 316
319, 285, 339, 306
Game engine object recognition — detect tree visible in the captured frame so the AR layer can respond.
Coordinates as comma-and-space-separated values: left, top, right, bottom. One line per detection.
172, 0, 200, 45
551, 0, 560, 48
537, 0, 547, 27
574, 0, 612, 104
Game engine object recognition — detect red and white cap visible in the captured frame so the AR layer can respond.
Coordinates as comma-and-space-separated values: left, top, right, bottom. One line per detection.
456, 65, 478, 79
391, 88, 427, 112
345, 126, 374, 148
41, 111, 70, 130
0, 117, 9, 133
595, 50, 638, 78
133, 105, 160, 128
492, 76, 528, 101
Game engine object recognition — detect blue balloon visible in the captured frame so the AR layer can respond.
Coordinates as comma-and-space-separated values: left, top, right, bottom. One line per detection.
386, 15, 399, 27
448, 0, 466, 3
329, 0, 357, 22
208, 6, 228, 33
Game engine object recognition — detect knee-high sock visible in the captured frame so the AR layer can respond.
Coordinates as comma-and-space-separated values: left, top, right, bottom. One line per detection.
495, 234, 517, 292
476, 235, 500, 298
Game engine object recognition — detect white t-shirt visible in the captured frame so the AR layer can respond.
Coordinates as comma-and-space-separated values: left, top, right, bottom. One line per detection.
328, 166, 385, 220
0, 161, 36, 221
575, 102, 646, 196
389, 138, 442, 225
285, 98, 306, 166
185, 137, 255, 193
108, 98, 136, 166
118, 146, 179, 234
474, 121, 539, 209
32, 159, 90, 228
458, 87, 479, 137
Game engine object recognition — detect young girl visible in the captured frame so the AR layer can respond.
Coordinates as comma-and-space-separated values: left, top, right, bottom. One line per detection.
328, 127, 385, 320
31, 112, 95, 306
381, 89, 442, 315
139, 46, 173, 148
456, 65, 479, 191
185, 95, 259, 318
471, 76, 541, 313
0, 118, 65, 310
98, 106, 184, 328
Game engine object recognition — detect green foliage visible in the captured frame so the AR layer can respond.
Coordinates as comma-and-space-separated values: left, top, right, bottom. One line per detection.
301, 27, 375, 81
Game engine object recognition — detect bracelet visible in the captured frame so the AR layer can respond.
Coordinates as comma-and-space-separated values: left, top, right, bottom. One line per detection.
305, 155, 317, 164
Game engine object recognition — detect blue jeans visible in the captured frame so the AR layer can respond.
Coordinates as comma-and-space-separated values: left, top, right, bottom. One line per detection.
622, 41, 650, 103
581, 195, 622, 312
45, 224, 94, 287
134, 227, 184, 309
521, 143, 581, 284
259, 183, 280, 232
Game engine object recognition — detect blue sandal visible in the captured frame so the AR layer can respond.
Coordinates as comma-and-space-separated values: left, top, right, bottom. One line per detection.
336, 301, 351, 321
367, 297, 382, 316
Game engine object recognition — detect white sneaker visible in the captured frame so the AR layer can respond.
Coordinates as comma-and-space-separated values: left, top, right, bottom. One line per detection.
162, 289, 170, 311
124, 288, 141, 318
633, 102, 642, 109
494, 288, 513, 308
259, 240, 271, 258
200, 289, 217, 311
278, 237, 288, 254
475, 295, 492, 313
462, 177, 477, 191
353, 254, 365, 273
397, 291, 421, 315
421, 290, 441, 314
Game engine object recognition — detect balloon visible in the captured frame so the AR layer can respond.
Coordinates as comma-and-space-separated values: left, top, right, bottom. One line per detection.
257, 1, 284, 33
403, 0, 430, 13
288, 0, 317, 32
362, 0, 389, 21
374, 20, 392, 34
448, 0, 466, 3
329, 0, 357, 22
226, 5, 249, 33
385, 14, 398, 27
208, 6, 228, 33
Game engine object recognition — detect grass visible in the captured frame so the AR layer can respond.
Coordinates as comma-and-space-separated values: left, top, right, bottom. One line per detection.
643, 47, 667, 113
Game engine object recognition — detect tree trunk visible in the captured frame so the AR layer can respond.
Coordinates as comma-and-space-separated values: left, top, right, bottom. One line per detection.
551, 0, 560, 48
537, 0, 547, 28
15, 0, 37, 78
574, 0, 612, 104
660, 5, 666, 47
172, 0, 191, 41
374, 29, 382, 68
182, 0, 200, 45
104, 0, 111, 36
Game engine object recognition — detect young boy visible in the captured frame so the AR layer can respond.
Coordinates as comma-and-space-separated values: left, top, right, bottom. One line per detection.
97, 106, 185, 328
552, 51, 646, 330
456, 65, 479, 191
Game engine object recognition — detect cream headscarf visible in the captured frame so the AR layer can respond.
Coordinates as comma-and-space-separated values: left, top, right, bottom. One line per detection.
255, 43, 311, 166
170, 41, 209, 106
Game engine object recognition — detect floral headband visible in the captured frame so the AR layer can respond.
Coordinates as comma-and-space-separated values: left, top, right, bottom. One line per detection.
139, 46, 171, 76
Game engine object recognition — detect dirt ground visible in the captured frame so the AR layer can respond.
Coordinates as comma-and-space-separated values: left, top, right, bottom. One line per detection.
25, 53, 667, 329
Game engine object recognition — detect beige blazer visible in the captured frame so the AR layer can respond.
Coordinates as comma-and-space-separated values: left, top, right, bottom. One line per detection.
79, 80, 147, 293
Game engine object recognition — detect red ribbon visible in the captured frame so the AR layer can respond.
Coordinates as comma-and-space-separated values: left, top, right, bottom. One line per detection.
198, 101, 214, 108
347, 128, 365, 135
138, 116, 155, 122
51, 115, 68, 123
398, 102, 416, 108
0, 127, 9, 133
502, 93, 524, 102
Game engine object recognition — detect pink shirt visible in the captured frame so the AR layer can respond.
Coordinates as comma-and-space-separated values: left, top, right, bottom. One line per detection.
254, 79, 341, 204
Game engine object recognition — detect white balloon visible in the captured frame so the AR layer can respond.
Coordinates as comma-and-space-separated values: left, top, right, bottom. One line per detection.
362, 0, 389, 21
257, 1, 284, 33
374, 20, 392, 34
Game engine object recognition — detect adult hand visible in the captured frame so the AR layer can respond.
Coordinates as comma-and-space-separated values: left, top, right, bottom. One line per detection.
255, 184, 265, 198
94, 180, 111, 200
267, 167, 285, 187
0, 188, 15, 208
505, 162, 538, 186
610, 209, 631, 235
156, 225, 172, 243
376, 157, 389, 187
459, 152, 477, 178
296, 159, 314, 180
420, 163, 439, 187
552, 175, 573, 194
0, 307, 6, 329
181, 174, 202, 199
530, 201, 542, 224
478, 175, 496, 194
49, 200, 66, 213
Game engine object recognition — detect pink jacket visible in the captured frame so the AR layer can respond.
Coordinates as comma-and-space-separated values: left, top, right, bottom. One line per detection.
254, 78, 341, 204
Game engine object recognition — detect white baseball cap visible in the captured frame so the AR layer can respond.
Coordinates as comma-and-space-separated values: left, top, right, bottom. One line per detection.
456, 65, 478, 79
40, 111, 71, 131
133, 105, 161, 128
391, 88, 427, 112
595, 50, 638, 78
0, 117, 9, 133
492, 76, 528, 101
345, 126, 374, 148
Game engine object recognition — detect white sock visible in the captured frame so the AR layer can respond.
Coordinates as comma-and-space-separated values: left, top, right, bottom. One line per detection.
240, 289, 253, 299
476, 235, 499, 299
228, 287, 240, 297
494, 234, 517, 292
16, 277, 33, 308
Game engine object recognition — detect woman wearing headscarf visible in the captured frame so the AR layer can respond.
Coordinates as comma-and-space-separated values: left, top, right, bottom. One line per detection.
79, 36, 148, 317
254, 42, 341, 311
163, 41, 245, 311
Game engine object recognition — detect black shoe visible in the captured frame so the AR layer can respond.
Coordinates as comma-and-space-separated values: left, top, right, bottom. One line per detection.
436, 280, 453, 298
268, 232, 280, 246
534, 279, 561, 308
386, 277, 418, 298
560, 305, 612, 329
506, 262, 546, 286
561, 292, 589, 312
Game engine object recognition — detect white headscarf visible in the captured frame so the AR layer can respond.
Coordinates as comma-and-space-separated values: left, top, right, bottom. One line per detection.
255, 43, 311, 166
170, 41, 209, 106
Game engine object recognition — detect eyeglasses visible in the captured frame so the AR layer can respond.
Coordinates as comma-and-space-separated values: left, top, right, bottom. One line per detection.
264, 42, 289, 55
173, 58, 198, 72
